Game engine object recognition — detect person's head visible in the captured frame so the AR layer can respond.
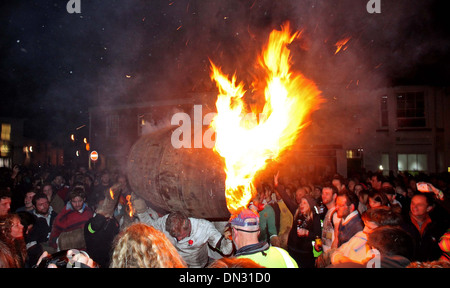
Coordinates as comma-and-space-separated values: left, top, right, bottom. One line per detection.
347, 179, 356, 192
0, 213, 24, 240
370, 174, 384, 191
165, 212, 191, 241
52, 175, 65, 187
69, 186, 87, 212
17, 211, 35, 235
100, 171, 110, 185
229, 208, 260, 249
380, 186, 396, 204
336, 190, 359, 219
295, 187, 307, 204
361, 207, 402, 234
110, 223, 186, 268
321, 185, 338, 207
367, 226, 414, 260
0, 188, 11, 216
354, 184, 364, 196
299, 196, 317, 216
32, 192, 51, 216
23, 190, 36, 210
41, 183, 54, 201
410, 194, 434, 219
332, 176, 345, 192
358, 189, 369, 205
368, 189, 390, 209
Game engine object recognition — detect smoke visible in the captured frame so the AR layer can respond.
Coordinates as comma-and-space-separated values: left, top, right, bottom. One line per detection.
2, 0, 448, 144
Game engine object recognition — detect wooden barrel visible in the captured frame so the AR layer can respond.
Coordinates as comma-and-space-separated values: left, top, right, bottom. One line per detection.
127, 128, 230, 219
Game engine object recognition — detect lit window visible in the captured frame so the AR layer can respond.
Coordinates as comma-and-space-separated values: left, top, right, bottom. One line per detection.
398, 154, 427, 172
1, 124, 11, 141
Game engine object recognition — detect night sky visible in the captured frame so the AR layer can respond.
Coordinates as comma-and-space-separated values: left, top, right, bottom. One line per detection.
1, 0, 449, 142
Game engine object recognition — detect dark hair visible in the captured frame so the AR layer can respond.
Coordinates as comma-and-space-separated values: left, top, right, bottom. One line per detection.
380, 186, 395, 195
367, 226, 414, 259
337, 190, 359, 210
323, 185, 338, 195
32, 192, 49, 207
368, 189, 390, 206
165, 212, 191, 238
69, 186, 86, 200
361, 207, 402, 227
0, 188, 11, 200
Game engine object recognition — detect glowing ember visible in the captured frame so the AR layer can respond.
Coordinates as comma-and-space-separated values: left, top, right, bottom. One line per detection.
334, 37, 351, 54
210, 22, 323, 214
126, 195, 133, 217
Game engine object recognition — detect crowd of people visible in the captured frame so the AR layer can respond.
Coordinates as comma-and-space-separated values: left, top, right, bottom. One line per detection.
0, 163, 449, 269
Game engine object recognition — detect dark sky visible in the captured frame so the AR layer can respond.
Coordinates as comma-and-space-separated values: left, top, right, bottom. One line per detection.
1, 0, 449, 142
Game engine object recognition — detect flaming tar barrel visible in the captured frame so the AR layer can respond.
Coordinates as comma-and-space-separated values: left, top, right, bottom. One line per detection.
127, 128, 230, 219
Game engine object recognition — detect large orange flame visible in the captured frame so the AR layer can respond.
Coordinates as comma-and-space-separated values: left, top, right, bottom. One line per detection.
210, 22, 323, 215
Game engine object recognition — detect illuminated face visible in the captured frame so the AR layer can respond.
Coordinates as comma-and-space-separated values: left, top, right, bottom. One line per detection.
35, 198, 50, 216
410, 195, 430, 218
321, 187, 335, 206
10, 217, 24, 239
336, 196, 350, 219
70, 196, 85, 212
42, 185, 53, 201
299, 198, 310, 215
24, 192, 36, 208
0, 198, 11, 216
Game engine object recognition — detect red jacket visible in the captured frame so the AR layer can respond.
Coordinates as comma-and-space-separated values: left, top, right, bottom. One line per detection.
49, 203, 94, 248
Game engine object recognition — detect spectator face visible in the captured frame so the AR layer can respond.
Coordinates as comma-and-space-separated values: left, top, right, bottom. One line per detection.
299, 198, 310, 215
410, 195, 431, 218
54, 176, 65, 187
42, 185, 53, 201
321, 187, 335, 206
370, 176, 381, 190
35, 198, 50, 216
24, 192, 36, 209
70, 196, 85, 212
336, 195, 351, 219
368, 197, 382, 209
295, 188, 306, 204
0, 198, 11, 216
10, 217, 24, 239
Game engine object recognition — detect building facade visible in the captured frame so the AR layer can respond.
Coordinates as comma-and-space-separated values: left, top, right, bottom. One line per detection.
88, 86, 450, 179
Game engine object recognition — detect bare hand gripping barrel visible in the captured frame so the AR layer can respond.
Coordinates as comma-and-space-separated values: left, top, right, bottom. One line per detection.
127, 128, 230, 219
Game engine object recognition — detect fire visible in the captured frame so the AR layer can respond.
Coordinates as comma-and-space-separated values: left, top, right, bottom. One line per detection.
334, 37, 351, 54
126, 195, 133, 217
109, 188, 114, 200
210, 22, 322, 214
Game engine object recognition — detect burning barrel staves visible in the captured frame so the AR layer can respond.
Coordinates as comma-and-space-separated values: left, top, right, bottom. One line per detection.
127, 22, 323, 219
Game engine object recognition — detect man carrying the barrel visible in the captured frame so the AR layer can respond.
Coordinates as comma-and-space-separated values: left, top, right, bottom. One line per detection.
132, 196, 233, 268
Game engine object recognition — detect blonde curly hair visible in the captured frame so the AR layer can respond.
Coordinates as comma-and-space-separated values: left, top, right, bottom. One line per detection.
110, 223, 186, 268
